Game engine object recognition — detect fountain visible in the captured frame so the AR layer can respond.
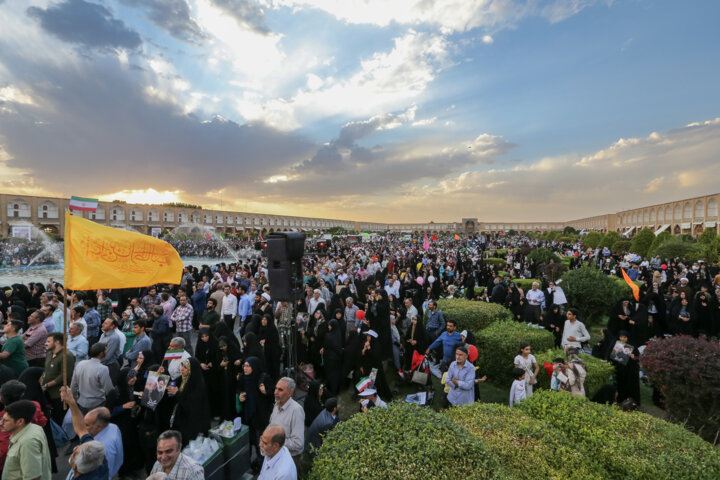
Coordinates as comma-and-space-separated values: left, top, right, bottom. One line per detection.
170, 222, 243, 263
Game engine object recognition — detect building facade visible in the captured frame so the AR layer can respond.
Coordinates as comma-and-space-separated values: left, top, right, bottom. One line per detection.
1, 192, 718, 239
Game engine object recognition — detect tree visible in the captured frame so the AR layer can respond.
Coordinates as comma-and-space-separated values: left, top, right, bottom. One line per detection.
698, 228, 717, 245
583, 231, 603, 249
630, 227, 655, 258
648, 231, 672, 257
653, 237, 700, 261
612, 240, 632, 253
562, 266, 625, 324
599, 231, 621, 249
563, 226, 578, 235
527, 247, 561, 265
641, 336, 720, 444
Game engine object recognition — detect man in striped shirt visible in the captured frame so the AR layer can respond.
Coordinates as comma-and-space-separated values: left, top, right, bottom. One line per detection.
170, 296, 194, 355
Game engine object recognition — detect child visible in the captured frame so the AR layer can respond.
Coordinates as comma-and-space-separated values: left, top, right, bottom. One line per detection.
550, 357, 567, 391
509, 367, 527, 407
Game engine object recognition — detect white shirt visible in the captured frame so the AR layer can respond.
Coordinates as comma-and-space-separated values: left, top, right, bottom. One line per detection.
259, 446, 297, 480
549, 286, 567, 305
526, 288, 545, 306
561, 319, 591, 349
221, 293, 238, 316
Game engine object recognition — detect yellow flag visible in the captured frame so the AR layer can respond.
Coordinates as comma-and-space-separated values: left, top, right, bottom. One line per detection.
64, 211, 183, 290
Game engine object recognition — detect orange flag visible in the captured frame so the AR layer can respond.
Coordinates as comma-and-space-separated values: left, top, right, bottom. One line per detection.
64, 211, 183, 290
454, 234, 460, 240
621, 267, 640, 301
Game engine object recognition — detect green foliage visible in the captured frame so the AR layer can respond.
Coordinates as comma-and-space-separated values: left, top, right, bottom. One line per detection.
476, 322, 554, 387
562, 266, 624, 324
599, 231, 621, 249
583, 231, 603, 249
325, 226, 347, 235
653, 236, 702, 261
513, 278, 541, 291
436, 299, 512, 333
630, 227, 655, 258
563, 226, 579, 235
447, 403, 604, 480
4, 237, 29, 244
696, 229, 720, 263
162, 202, 201, 209
516, 391, 720, 480
641, 336, 720, 444
541, 262, 567, 282
494, 248, 508, 255
485, 257, 507, 268
647, 231, 672, 257
533, 349, 615, 399
557, 235, 576, 243
309, 402, 498, 480
612, 276, 643, 299
697, 228, 717, 245
611, 240, 632, 253
526, 247, 561, 265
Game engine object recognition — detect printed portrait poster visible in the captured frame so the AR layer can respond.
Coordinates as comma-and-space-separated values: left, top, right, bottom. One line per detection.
141, 371, 170, 410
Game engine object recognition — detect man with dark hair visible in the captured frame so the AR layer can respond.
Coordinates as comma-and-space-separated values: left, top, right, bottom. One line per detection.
0, 321, 28, 376
41, 332, 76, 425
98, 318, 121, 366
150, 306, 171, 362
22, 310, 48, 367
150, 430, 204, 480
70, 343, 114, 412
561, 308, 590, 351
198, 299, 219, 331
83, 300, 102, 345
141, 287, 162, 318
425, 318, 463, 369
1, 400, 51, 480
306, 398, 340, 455
258, 425, 296, 480
124, 320, 151, 363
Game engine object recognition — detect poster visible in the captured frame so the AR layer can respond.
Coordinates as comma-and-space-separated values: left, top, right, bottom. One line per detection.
141, 371, 170, 410
11, 226, 31, 240
151, 227, 162, 238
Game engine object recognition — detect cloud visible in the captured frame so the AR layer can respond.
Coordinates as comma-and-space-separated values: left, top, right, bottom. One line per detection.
241, 30, 451, 130
209, 0, 270, 35
272, 0, 602, 34
481, 35, 494, 44
26, 0, 142, 50
120, 0, 204, 42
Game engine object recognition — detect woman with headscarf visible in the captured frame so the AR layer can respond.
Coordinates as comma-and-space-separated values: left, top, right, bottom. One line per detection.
592, 329, 615, 361
321, 319, 343, 396
167, 357, 211, 446
214, 320, 241, 351
360, 330, 392, 400
195, 328, 223, 418
402, 315, 427, 371
258, 314, 281, 382
237, 356, 274, 470
370, 289, 393, 361
331, 308, 347, 344
242, 332, 266, 371
303, 381, 324, 428
611, 331, 641, 406
342, 329, 363, 387
216, 336, 242, 420
308, 309, 328, 377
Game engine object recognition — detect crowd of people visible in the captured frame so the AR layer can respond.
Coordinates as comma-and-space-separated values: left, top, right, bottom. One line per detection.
0, 232, 717, 480
0, 241, 61, 268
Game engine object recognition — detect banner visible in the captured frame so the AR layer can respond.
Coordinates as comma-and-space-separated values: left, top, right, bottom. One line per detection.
621, 267, 640, 301
69, 196, 98, 212
64, 211, 183, 289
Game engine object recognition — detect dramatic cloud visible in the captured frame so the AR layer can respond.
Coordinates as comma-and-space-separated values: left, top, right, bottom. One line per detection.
27, 0, 142, 50
272, 0, 603, 33
209, 0, 270, 35
121, 0, 204, 42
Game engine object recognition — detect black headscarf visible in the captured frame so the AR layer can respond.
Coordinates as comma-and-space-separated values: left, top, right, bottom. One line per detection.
243, 332, 266, 371
304, 380, 323, 427
214, 321, 241, 351
239, 356, 262, 421
195, 328, 219, 364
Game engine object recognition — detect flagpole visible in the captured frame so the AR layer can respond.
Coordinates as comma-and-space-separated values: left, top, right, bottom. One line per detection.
62, 287, 70, 409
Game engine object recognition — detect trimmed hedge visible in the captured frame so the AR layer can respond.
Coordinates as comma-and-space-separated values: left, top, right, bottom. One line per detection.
513, 278, 540, 291
516, 391, 720, 480
533, 348, 615, 398
485, 257, 507, 267
447, 403, 604, 480
475, 321, 555, 386
309, 402, 498, 480
436, 299, 512, 333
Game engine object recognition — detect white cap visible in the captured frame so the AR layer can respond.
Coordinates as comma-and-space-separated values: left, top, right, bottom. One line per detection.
366, 330, 378, 338
358, 389, 376, 396
460, 330, 468, 338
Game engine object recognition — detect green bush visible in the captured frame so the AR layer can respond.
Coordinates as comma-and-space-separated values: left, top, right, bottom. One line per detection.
583, 231, 603, 249
527, 247, 561, 265
436, 299, 512, 333
653, 236, 703, 262
647, 231, 671, 257
611, 240, 632, 253
485, 257, 507, 267
476, 322, 555, 387
447, 403, 604, 480
612, 276, 643, 300
516, 391, 720, 480
562, 266, 624, 324
494, 248, 508, 255
533, 348, 615, 399
599, 231, 621, 249
309, 402, 498, 480
630, 227, 655, 258
514, 279, 541, 291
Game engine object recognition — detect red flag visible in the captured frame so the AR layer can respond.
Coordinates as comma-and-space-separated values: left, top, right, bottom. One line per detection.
431, 234, 437, 242
621, 268, 640, 301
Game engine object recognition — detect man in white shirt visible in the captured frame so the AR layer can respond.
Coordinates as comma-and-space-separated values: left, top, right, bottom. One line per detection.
258, 425, 296, 480
269, 377, 304, 475
308, 290, 325, 316
561, 308, 591, 351
385, 278, 400, 299
220, 285, 238, 330
525, 282, 545, 324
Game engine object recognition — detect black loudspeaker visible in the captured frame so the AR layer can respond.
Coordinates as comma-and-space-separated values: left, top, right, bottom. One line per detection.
267, 232, 306, 301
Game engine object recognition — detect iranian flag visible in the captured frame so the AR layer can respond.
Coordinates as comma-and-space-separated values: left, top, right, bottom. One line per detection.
163, 349, 185, 362
69, 196, 98, 212
355, 377, 373, 393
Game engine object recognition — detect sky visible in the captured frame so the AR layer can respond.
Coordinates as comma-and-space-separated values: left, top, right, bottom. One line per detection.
0, 0, 719, 223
